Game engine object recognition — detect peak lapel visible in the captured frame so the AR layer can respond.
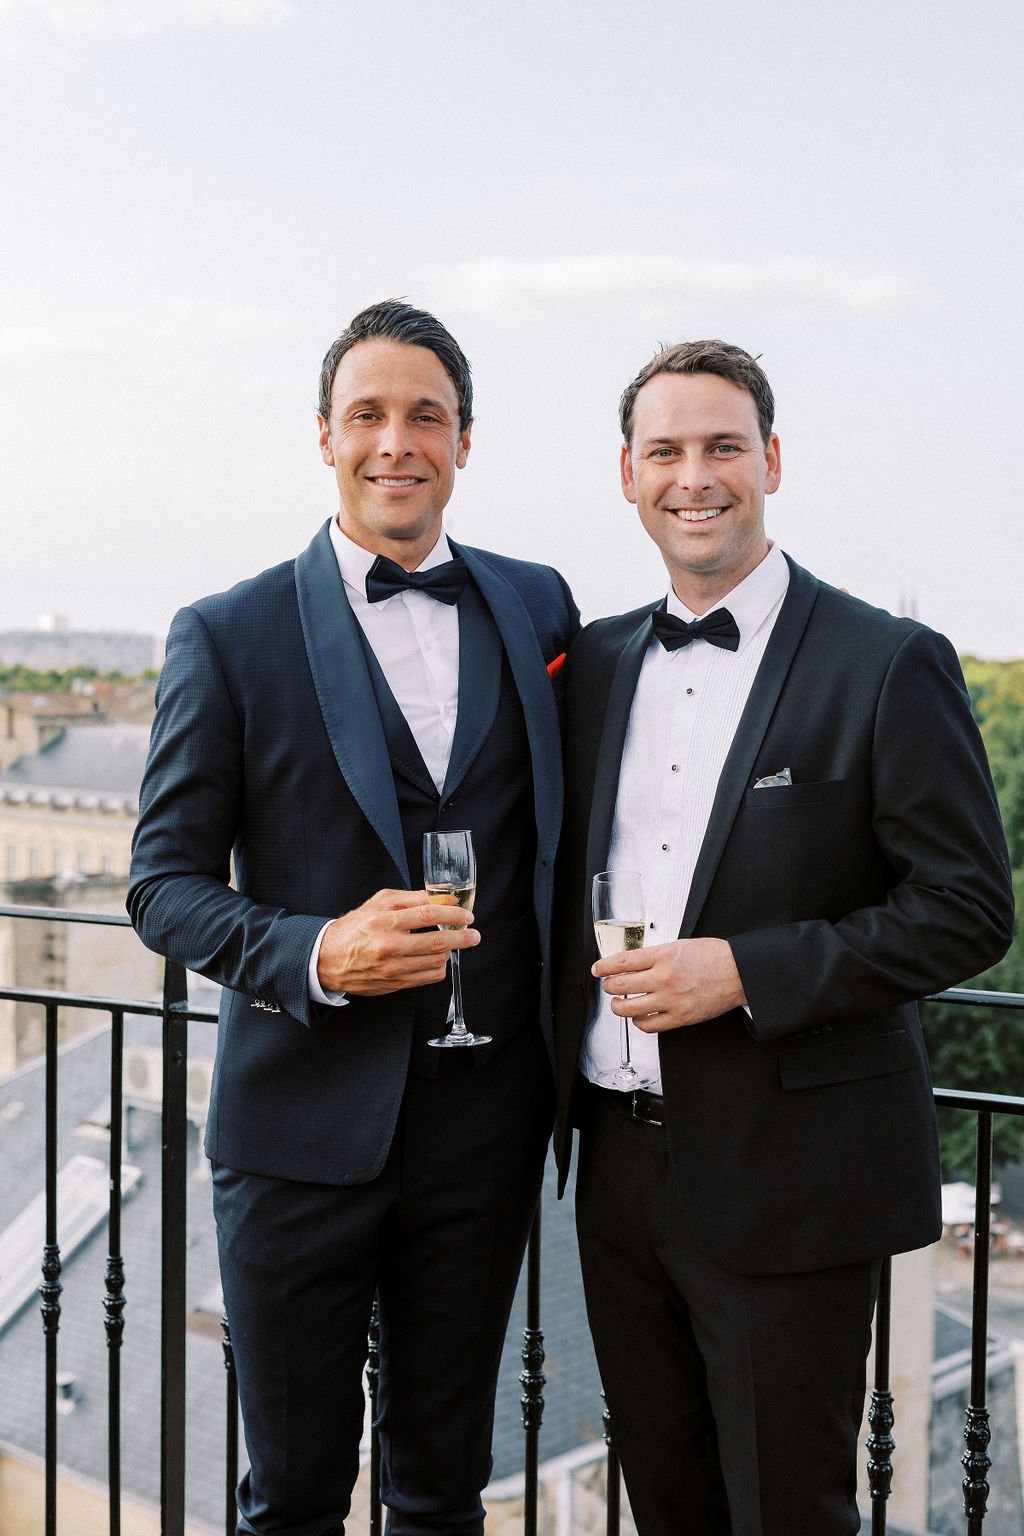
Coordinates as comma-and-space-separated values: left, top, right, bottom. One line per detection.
584, 608, 656, 947
294, 522, 410, 885
677, 558, 819, 937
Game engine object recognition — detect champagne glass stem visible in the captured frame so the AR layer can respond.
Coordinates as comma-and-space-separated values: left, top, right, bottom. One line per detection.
449, 949, 469, 1041
619, 1016, 632, 1074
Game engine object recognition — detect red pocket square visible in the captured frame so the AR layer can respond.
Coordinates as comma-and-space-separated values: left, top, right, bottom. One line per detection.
546, 652, 566, 678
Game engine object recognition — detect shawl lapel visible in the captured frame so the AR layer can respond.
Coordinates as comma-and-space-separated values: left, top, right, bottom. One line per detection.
294, 522, 411, 885
453, 543, 564, 861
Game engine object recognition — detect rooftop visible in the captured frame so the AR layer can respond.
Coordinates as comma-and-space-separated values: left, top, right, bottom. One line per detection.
0, 724, 151, 808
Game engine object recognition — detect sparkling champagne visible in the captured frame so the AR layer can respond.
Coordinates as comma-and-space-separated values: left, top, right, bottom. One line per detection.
593, 919, 645, 958
426, 882, 477, 929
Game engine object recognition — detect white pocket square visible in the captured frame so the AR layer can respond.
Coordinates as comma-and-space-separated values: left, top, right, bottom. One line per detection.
753, 766, 793, 789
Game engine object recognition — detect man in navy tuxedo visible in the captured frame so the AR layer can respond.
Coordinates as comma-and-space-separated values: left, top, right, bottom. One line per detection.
129, 300, 578, 1535
554, 340, 1013, 1534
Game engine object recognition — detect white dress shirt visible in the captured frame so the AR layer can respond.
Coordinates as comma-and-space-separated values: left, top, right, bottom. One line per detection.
308, 519, 462, 1005
581, 543, 790, 1091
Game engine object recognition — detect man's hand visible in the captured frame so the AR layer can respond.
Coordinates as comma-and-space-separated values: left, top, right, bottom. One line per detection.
592, 937, 745, 1031
318, 889, 479, 997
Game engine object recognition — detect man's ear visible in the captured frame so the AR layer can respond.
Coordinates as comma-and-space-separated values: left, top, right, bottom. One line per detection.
317, 413, 334, 466
764, 433, 782, 495
620, 442, 638, 505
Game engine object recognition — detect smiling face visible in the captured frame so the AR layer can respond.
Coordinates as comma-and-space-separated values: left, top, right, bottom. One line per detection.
621, 370, 781, 612
317, 339, 472, 569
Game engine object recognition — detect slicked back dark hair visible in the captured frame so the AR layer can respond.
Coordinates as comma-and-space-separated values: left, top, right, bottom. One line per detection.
318, 300, 473, 431
619, 340, 775, 447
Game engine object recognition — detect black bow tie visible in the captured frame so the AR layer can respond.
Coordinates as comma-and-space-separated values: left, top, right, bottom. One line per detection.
651, 607, 741, 653
365, 554, 468, 606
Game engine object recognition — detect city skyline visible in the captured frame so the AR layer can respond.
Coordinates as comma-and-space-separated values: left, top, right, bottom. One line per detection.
2, 0, 1022, 658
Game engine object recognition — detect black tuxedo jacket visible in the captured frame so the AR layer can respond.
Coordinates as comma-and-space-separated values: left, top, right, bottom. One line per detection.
554, 557, 1014, 1275
128, 521, 578, 1187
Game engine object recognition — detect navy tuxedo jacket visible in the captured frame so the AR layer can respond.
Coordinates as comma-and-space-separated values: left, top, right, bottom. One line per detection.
129, 521, 578, 1186
554, 558, 1014, 1274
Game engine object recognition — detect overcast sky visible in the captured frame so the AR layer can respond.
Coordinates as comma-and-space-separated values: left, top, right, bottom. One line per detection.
1, 0, 1021, 657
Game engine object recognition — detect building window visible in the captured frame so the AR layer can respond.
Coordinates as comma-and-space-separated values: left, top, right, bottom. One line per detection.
101, 854, 113, 875
5, 847, 16, 880
77, 851, 91, 875
28, 848, 41, 876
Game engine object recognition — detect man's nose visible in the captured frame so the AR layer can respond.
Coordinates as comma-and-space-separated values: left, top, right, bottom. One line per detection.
378, 417, 413, 457
675, 453, 713, 490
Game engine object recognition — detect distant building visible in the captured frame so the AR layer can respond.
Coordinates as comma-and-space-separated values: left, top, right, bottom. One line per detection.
0, 709, 157, 1073
0, 627, 161, 676
0, 720, 149, 888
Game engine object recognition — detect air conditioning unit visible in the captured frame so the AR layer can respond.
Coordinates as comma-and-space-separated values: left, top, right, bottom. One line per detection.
123, 1046, 163, 1108
186, 1059, 215, 1121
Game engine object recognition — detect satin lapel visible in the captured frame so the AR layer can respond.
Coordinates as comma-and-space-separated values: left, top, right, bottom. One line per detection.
294, 522, 410, 885
583, 609, 656, 949
442, 580, 501, 800
677, 558, 819, 937
454, 544, 564, 860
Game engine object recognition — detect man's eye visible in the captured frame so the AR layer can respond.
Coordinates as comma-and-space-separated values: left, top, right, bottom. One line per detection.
651, 448, 675, 458
414, 414, 442, 425
712, 444, 740, 455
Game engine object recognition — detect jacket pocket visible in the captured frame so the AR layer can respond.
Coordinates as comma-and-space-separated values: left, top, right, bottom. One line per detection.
743, 778, 846, 809
778, 1028, 911, 1091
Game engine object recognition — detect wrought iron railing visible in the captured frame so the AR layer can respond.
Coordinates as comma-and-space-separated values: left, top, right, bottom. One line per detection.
1, 903, 1022, 1536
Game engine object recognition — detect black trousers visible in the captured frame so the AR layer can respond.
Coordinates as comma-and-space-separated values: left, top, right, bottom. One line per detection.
212, 1032, 552, 1536
575, 1085, 881, 1536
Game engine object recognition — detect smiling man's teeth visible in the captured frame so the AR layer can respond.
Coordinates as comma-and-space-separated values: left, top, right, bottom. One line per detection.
373, 477, 420, 487
674, 506, 725, 522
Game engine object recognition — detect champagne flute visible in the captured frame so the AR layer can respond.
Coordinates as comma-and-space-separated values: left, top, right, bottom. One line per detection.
423, 830, 491, 1048
592, 870, 647, 1089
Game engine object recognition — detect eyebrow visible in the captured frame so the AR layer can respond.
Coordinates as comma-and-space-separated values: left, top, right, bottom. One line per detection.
643, 430, 754, 448
346, 395, 453, 414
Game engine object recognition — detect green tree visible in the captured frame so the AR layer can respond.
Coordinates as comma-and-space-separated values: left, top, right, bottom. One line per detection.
922, 658, 1024, 1177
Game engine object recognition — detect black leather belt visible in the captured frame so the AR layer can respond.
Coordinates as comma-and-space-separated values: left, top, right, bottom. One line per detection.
584, 1078, 665, 1127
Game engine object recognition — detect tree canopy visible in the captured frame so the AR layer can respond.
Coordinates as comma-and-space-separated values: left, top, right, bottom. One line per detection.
923, 657, 1024, 1177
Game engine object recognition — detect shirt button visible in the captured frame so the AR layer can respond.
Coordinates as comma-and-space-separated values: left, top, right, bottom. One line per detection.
686, 688, 694, 696
661, 843, 670, 851
671, 763, 680, 772
649, 921, 656, 931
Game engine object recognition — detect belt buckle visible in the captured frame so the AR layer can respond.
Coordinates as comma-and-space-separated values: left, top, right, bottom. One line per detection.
631, 1090, 663, 1127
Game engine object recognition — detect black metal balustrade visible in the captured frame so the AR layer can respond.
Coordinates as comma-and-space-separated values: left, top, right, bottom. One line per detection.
1, 902, 1022, 1536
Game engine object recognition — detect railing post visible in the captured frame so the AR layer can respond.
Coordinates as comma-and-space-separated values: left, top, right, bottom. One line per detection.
221, 1315, 238, 1536
963, 1111, 994, 1533
105, 1007, 127, 1536
367, 1297, 382, 1536
38, 1000, 62, 1536
866, 1256, 894, 1536
602, 1391, 620, 1536
161, 960, 189, 1536
519, 1209, 545, 1536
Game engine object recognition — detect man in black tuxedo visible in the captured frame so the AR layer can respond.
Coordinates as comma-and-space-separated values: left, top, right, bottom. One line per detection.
129, 300, 578, 1535
553, 340, 1013, 1535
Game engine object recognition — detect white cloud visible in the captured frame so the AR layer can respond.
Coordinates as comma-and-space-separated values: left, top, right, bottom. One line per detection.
424, 254, 915, 315
0, 0, 294, 38
0, 298, 295, 363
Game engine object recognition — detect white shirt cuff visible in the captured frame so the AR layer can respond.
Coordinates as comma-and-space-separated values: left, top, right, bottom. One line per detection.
308, 921, 349, 1007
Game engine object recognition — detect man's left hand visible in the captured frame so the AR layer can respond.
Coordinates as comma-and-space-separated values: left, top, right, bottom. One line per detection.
592, 937, 746, 1031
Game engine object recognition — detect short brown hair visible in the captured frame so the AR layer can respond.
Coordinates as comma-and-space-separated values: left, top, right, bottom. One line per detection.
619, 340, 775, 446
318, 300, 473, 431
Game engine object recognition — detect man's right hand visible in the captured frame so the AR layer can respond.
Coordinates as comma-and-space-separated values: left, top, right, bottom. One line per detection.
316, 888, 479, 997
